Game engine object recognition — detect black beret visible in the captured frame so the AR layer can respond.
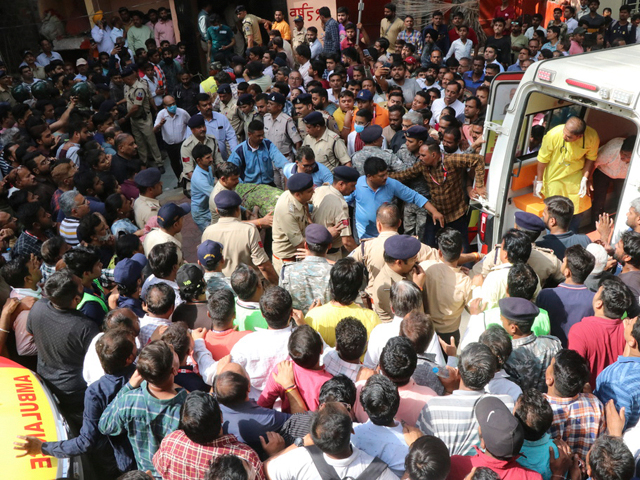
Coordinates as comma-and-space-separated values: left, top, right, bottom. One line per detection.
187, 114, 205, 128
305, 224, 333, 245
237, 93, 254, 106
293, 93, 313, 105
134, 167, 162, 187
288, 172, 314, 192
384, 234, 422, 260
360, 125, 383, 144
499, 297, 540, 323
333, 166, 360, 182
215, 190, 242, 209
303, 111, 324, 125
405, 125, 430, 140
121, 66, 136, 77
217, 83, 231, 94
514, 211, 546, 233
268, 92, 286, 105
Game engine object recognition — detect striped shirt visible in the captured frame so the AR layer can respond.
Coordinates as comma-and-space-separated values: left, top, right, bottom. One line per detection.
416, 390, 514, 456
595, 356, 640, 430
98, 382, 187, 478
60, 217, 80, 246
545, 393, 605, 459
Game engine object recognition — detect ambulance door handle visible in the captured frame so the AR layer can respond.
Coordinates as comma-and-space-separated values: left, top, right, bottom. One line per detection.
512, 157, 523, 178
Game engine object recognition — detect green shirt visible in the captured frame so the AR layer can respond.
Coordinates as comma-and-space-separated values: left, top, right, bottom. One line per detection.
207, 24, 234, 56
234, 300, 268, 331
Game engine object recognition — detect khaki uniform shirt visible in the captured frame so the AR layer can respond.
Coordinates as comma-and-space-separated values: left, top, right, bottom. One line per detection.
180, 134, 223, 179
240, 110, 263, 140
292, 27, 307, 51
371, 263, 413, 322
272, 190, 309, 260
302, 128, 350, 171
134, 195, 160, 229
472, 244, 565, 286
263, 112, 302, 158
201, 216, 269, 277
0, 86, 16, 107
351, 230, 439, 294
297, 111, 339, 140
124, 79, 152, 119
143, 228, 184, 263
242, 14, 264, 45
219, 98, 245, 143
312, 185, 351, 257
208, 181, 231, 225
421, 259, 474, 333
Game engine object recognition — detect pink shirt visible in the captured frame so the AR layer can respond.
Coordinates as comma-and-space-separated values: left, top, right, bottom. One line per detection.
355, 378, 436, 427
568, 315, 625, 387
155, 19, 176, 45
258, 362, 333, 413
569, 40, 584, 55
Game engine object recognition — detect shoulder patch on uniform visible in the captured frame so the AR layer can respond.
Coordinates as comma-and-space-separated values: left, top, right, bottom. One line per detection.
258, 241, 264, 248
135, 90, 144, 101
289, 204, 295, 213
182, 157, 191, 163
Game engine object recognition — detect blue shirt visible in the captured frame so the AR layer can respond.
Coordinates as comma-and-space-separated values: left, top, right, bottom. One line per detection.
220, 400, 290, 460
283, 162, 333, 187
536, 283, 595, 347
199, 111, 238, 160
352, 176, 428, 239
595, 356, 640, 430
536, 232, 592, 261
517, 433, 558, 480
463, 71, 484, 94
41, 365, 136, 474
117, 296, 145, 317
190, 164, 215, 219
228, 140, 289, 186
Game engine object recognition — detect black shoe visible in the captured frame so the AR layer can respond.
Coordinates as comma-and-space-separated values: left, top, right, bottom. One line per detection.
183, 188, 191, 199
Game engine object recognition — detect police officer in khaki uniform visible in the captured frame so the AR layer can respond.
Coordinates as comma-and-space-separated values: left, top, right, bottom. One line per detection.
264, 91, 302, 189
371, 235, 427, 322
237, 94, 263, 141
180, 114, 223, 193
301, 112, 351, 172
133, 167, 163, 228
472, 211, 565, 286
312, 166, 359, 261
352, 203, 439, 295
201, 190, 280, 285
121, 66, 162, 168
293, 93, 339, 139
271, 172, 315, 276
217, 83, 244, 143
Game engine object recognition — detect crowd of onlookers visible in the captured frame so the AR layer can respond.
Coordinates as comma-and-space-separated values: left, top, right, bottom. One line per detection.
2, 1, 640, 480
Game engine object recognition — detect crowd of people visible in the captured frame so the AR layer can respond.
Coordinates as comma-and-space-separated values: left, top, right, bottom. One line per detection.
1, 1, 640, 480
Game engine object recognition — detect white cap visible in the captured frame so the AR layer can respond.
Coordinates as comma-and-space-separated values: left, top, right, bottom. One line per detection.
586, 243, 608, 275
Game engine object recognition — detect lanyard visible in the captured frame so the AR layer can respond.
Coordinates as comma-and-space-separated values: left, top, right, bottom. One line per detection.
429, 161, 448, 185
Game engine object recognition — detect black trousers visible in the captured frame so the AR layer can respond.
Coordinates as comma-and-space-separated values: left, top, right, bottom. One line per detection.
422, 212, 470, 253
165, 142, 183, 184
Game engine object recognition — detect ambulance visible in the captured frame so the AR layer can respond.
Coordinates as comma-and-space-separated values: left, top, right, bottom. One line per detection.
0, 356, 82, 478
473, 44, 640, 250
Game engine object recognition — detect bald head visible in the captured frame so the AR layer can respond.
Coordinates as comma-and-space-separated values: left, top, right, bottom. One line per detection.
104, 307, 140, 334
376, 204, 401, 229
163, 95, 176, 107
566, 116, 586, 135
214, 363, 251, 406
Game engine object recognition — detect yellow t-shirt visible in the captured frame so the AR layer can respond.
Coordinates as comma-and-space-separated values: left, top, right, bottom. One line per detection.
537, 123, 599, 214
333, 108, 349, 131
305, 303, 380, 347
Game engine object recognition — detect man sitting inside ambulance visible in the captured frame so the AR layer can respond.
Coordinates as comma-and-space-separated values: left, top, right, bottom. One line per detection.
534, 116, 600, 232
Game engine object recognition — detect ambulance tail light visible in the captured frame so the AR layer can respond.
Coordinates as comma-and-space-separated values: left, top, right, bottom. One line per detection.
612, 90, 633, 105
566, 79, 598, 92
537, 69, 555, 82
479, 212, 488, 243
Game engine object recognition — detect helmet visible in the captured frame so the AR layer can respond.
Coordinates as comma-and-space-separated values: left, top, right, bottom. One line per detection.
31, 80, 55, 100
11, 84, 31, 103
70, 81, 93, 104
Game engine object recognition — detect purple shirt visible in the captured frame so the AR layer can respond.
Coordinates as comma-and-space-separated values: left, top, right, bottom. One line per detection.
536, 283, 595, 347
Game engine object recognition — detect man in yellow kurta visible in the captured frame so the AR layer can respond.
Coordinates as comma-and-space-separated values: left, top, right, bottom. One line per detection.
534, 116, 599, 215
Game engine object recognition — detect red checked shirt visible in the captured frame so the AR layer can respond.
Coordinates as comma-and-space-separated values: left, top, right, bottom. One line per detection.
153, 431, 265, 480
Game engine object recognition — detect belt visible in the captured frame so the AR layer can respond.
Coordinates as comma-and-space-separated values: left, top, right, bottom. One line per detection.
273, 254, 297, 262
327, 247, 341, 254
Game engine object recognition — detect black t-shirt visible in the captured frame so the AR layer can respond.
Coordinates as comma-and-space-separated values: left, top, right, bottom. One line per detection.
486, 35, 512, 66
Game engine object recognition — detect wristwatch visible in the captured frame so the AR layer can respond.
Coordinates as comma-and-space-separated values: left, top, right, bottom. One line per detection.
294, 437, 305, 448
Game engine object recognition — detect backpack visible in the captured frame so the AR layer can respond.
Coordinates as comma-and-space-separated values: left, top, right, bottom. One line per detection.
304, 445, 389, 480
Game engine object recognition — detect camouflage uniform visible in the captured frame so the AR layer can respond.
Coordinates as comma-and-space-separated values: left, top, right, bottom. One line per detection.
505, 334, 562, 392
351, 146, 406, 176
279, 256, 332, 313
396, 144, 431, 238
204, 272, 234, 299
235, 183, 283, 217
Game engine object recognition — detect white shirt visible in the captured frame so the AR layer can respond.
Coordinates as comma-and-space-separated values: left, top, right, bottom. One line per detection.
84, 333, 141, 385
566, 17, 579, 34
363, 316, 445, 369
328, 87, 345, 104
300, 60, 312, 87
481, 263, 541, 310
352, 421, 408, 477
139, 314, 172, 347
430, 98, 465, 126
267, 444, 400, 480
91, 25, 115, 54
154, 107, 190, 145
445, 38, 474, 61
141, 275, 183, 309
230, 326, 293, 396
143, 74, 163, 107
525, 26, 546, 40
347, 131, 388, 156
485, 369, 522, 403
309, 39, 323, 60
36, 51, 63, 67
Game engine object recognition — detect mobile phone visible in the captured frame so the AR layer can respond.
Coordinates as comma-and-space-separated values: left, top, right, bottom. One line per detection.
363, 49, 370, 57
383, 62, 392, 69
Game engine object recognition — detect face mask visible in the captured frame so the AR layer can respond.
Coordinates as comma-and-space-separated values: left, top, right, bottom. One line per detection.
167, 105, 177, 114
354, 124, 365, 133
